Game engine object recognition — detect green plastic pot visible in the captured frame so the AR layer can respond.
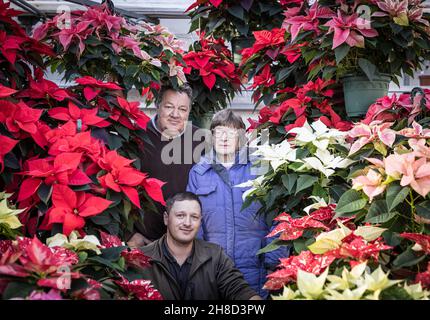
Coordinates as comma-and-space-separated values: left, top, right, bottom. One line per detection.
342, 74, 391, 118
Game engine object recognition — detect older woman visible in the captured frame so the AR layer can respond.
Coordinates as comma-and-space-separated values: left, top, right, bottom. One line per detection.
186, 109, 287, 298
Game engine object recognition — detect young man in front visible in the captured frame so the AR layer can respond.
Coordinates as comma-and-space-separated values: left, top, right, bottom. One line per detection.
139, 192, 262, 300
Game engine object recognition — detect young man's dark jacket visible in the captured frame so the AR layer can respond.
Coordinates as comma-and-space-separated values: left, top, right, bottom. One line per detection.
135, 118, 206, 241
139, 235, 258, 300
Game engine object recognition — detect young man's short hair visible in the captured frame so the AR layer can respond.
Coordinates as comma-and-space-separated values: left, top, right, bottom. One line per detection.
165, 192, 202, 214
155, 84, 193, 108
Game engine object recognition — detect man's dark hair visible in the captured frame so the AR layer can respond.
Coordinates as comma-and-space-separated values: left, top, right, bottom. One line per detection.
155, 84, 193, 108
210, 109, 245, 131
165, 192, 202, 214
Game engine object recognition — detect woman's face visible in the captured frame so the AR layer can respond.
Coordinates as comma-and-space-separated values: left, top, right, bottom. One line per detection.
212, 126, 240, 158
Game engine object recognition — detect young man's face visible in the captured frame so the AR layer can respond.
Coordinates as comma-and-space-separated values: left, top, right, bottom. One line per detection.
156, 90, 191, 137
164, 200, 201, 245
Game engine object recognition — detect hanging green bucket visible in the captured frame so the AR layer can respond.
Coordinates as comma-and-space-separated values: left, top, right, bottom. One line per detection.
342, 74, 391, 118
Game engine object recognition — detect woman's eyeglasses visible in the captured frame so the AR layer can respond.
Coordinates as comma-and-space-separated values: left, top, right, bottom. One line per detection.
212, 128, 238, 139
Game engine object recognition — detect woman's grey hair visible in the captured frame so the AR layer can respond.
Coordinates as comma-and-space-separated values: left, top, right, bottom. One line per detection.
210, 109, 246, 131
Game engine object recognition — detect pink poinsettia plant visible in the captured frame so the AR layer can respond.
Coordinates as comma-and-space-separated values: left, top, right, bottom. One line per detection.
241, 0, 430, 108
283, 0, 430, 83
33, 3, 186, 95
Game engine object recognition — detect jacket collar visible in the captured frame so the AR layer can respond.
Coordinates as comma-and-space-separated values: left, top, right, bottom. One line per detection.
193, 146, 250, 176
146, 234, 212, 277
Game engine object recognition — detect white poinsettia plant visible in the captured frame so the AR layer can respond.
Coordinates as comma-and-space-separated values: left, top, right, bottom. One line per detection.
252, 119, 353, 177
238, 120, 353, 208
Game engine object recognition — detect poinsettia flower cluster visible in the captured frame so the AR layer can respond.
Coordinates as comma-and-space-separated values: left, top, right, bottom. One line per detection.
324, 11, 378, 49
267, 205, 356, 241
271, 261, 429, 300
0, 233, 161, 300
182, 32, 242, 118
98, 230, 152, 270
115, 277, 163, 300
0, 237, 81, 294
186, 0, 287, 42
283, 2, 334, 42
265, 224, 392, 290
0, 73, 166, 236
241, 28, 288, 65
363, 90, 430, 125
242, 0, 430, 114
33, 5, 136, 59
183, 32, 241, 90
264, 250, 335, 290
350, 121, 430, 198
248, 79, 351, 132
0, 3, 53, 88
32, 3, 186, 93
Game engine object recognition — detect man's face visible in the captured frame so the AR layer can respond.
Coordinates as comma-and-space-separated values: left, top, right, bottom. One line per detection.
164, 200, 201, 245
156, 90, 191, 137
213, 126, 240, 158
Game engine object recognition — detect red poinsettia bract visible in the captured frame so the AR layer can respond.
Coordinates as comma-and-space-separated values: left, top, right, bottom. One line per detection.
115, 276, 163, 300
18, 152, 92, 202
0, 100, 43, 135
48, 101, 110, 131
415, 262, 430, 289
0, 84, 17, 97
99, 230, 123, 248
75, 76, 122, 101
0, 134, 18, 173
329, 234, 392, 262
98, 150, 147, 208
44, 184, 112, 236
264, 250, 335, 290
115, 97, 150, 130
267, 212, 329, 241
184, 33, 240, 91
400, 233, 430, 254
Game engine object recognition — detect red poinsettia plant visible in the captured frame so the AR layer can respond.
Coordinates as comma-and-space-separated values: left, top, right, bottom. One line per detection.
0, 0, 165, 241
247, 77, 352, 140
240, 27, 308, 107
0, 0, 167, 300
33, 3, 186, 94
183, 32, 242, 120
